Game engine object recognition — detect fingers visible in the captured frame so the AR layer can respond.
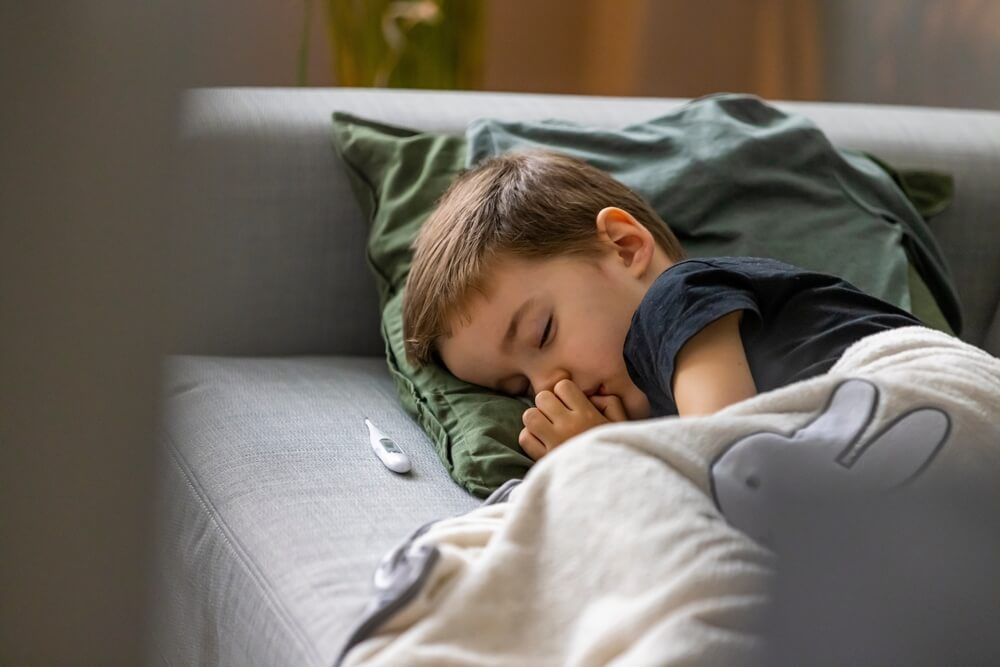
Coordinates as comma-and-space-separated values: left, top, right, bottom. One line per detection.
522, 404, 556, 447
522, 381, 625, 460
518, 426, 547, 461
534, 379, 592, 416
552, 379, 591, 412
533, 390, 565, 421
589, 394, 628, 422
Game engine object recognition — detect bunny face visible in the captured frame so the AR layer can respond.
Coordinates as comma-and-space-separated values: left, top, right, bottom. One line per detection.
710, 379, 950, 549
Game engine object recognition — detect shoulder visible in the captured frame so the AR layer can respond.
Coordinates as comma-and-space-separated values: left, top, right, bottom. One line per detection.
644, 256, 788, 301
687, 256, 804, 275
654, 256, 803, 280
648, 256, 833, 301
631, 256, 765, 337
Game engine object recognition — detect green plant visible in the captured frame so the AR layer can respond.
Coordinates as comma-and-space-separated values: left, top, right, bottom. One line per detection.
300, 0, 484, 89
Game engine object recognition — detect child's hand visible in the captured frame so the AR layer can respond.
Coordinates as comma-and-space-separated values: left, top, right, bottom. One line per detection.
519, 379, 627, 461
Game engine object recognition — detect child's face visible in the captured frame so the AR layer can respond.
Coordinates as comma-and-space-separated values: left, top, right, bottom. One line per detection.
437, 247, 667, 421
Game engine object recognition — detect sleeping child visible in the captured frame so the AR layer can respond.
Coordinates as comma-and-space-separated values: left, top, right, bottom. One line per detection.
400, 149, 924, 461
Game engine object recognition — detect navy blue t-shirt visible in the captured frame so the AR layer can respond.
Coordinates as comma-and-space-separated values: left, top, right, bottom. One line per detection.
623, 257, 923, 417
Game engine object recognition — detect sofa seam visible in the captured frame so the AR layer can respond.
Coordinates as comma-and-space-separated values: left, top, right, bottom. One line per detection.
162, 429, 324, 667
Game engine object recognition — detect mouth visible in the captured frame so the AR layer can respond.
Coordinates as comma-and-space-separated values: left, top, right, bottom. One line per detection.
586, 384, 608, 397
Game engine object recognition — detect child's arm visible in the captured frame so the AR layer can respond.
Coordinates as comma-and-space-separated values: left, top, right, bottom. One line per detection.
672, 310, 757, 417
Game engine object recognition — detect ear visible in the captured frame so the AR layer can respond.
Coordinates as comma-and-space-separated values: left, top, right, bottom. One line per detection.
594, 207, 655, 277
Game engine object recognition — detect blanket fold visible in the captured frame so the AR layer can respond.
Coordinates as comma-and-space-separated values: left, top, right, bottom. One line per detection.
338, 327, 1000, 666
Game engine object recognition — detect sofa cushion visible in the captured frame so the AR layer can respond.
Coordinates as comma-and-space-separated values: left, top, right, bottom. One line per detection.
329, 94, 959, 499
153, 355, 479, 666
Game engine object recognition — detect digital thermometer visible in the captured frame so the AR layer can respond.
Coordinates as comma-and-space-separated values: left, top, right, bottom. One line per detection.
364, 418, 411, 474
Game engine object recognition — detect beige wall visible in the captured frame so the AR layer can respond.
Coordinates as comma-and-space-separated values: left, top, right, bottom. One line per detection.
180, 0, 821, 99
482, 0, 586, 94
171, 1, 1000, 106
820, 0, 1000, 110
483, 0, 822, 100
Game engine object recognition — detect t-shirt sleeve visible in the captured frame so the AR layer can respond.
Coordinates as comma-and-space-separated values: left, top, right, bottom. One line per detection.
624, 260, 762, 407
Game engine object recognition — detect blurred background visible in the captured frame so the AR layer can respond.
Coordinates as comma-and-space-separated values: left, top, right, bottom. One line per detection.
206, 0, 1000, 110
2, 1, 999, 664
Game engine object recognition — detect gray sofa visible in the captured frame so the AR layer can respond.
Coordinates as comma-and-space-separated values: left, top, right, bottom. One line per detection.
153, 87, 1000, 666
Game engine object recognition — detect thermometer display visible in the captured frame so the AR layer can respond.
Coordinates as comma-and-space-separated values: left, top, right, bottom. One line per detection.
365, 418, 411, 474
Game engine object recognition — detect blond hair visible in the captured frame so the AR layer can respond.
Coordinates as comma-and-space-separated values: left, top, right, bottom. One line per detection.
402, 149, 685, 368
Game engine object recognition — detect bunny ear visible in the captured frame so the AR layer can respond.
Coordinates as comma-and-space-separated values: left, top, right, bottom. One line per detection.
846, 406, 950, 488
790, 379, 879, 461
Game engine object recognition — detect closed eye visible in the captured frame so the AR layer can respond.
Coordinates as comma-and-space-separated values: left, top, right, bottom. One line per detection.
539, 315, 552, 348
504, 315, 553, 397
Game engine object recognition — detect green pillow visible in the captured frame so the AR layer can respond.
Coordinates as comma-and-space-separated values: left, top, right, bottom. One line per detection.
330, 97, 958, 497
464, 94, 961, 335
331, 114, 534, 498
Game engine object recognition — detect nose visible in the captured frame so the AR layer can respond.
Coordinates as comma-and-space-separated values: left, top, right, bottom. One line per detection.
528, 370, 571, 397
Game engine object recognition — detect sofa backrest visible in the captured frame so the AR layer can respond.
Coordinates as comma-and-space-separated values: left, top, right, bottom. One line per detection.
175, 87, 1000, 357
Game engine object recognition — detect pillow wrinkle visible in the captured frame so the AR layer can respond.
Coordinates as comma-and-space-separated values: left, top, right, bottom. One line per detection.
330, 94, 959, 497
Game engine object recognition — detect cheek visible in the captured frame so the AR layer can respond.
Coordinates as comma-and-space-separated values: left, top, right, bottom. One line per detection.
567, 323, 625, 365
569, 327, 618, 366
564, 307, 631, 376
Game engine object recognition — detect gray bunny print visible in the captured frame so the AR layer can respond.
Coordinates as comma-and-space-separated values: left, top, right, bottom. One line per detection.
710, 378, 950, 549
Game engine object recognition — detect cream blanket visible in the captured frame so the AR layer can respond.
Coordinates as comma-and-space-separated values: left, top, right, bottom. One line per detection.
338, 327, 1000, 666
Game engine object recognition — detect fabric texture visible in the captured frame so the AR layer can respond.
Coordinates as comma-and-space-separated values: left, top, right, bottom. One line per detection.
161, 87, 1000, 667
329, 93, 959, 498
330, 113, 535, 498
466, 94, 960, 332
624, 256, 923, 417
152, 356, 480, 666
175, 87, 1000, 357
338, 326, 1000, 666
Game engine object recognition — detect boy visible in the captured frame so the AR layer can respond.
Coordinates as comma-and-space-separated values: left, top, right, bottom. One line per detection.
402, 150, 924, 461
